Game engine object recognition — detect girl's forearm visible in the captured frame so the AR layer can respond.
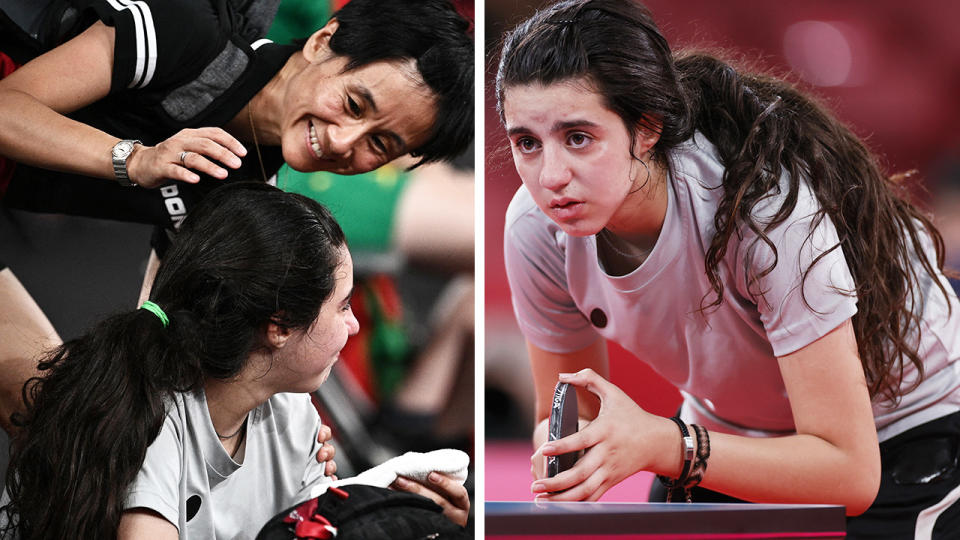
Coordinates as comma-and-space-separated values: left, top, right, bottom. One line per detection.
676, 429, 880, 516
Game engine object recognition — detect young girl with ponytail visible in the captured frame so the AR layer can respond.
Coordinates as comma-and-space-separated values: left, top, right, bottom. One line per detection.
0, 183, 469, 539
496, 1, 960, 537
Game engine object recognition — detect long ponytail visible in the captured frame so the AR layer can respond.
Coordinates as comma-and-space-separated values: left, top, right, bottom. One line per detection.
4, 309, 204, 539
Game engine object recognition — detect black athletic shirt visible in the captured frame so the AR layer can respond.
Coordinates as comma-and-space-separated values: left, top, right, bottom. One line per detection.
2, 0, 291, 230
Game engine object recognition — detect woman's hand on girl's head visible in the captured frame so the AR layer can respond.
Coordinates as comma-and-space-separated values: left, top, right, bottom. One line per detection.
529, 368, 667, 502
316, 424, 338, 479
391, 473, 470, 527
126, 127, 247, 188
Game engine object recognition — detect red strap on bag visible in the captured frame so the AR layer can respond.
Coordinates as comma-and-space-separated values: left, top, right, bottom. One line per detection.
282, 496, 340, 539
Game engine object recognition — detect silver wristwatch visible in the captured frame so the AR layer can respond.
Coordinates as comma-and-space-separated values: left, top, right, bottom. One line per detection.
111, 139, 141, 187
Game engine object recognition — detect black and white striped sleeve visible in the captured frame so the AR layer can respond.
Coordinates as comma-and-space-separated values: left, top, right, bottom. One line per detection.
81, 0, 221, 92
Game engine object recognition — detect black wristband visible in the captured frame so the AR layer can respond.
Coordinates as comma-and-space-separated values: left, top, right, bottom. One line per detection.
657, 416, 695, 498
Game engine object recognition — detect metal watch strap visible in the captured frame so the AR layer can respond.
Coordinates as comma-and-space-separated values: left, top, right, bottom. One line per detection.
112, 139, 141, 187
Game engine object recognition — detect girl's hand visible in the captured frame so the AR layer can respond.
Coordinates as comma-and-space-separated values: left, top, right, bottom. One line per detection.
315, 424, 338, 479
530, 368, 669, 502
392, 473, 470, 527
530, 417, 593, 481
530, 437, 548, 481
125, 127, 246, 188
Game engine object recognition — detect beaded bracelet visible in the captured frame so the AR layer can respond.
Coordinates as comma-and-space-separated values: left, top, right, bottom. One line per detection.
684, 424, 711, 490
657, 416, 695, 502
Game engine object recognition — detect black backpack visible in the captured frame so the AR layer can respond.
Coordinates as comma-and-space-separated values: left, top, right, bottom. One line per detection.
256, 484, 470, 540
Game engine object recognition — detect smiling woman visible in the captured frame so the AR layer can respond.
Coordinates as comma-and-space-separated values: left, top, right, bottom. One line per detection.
274, 46, 439, 175
0, 0, 473, 228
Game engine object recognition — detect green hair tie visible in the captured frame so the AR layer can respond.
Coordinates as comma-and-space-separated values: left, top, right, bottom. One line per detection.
140, 300, 169, 328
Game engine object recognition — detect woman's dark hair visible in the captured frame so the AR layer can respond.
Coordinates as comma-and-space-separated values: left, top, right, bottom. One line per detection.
496, 0, 951, 403
328, 0, 473, 166
1, 182, 346, 539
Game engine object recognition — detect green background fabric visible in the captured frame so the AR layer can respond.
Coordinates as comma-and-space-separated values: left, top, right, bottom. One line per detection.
276, 166, 409, 252
267, 0, 332, 45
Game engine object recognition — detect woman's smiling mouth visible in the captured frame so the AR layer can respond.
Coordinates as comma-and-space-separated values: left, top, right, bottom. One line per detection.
308, 122, 324, 159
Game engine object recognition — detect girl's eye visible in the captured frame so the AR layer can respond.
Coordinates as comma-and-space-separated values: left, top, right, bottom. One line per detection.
568, 132, 590, 148
515, 137, 540, 154
341, 301, 352, 312
347, 96, 361, 116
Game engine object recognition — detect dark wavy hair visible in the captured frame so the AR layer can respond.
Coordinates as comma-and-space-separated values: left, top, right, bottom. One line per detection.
0, 182, 346, 539
329, 0, 474, 165
496, 0, 951, 403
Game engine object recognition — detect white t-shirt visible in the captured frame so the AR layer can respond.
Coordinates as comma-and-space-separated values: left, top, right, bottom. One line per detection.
124, 390, 329, 539
505, 133, 960, 441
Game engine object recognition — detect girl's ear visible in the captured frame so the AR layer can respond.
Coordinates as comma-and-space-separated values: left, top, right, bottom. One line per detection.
265, 319, 292, 349
302, 18, 340, 63
633, 115, 663, 156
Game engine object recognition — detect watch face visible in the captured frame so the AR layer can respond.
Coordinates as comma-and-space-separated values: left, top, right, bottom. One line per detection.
113, 141, 133, 158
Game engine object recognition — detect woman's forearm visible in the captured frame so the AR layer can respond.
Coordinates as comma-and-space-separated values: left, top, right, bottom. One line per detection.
0, 20, 120, 180
0, 88, 122, 180
0, 86, 246, 188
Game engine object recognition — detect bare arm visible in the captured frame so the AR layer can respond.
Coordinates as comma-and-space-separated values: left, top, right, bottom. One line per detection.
392, 163, 474, 272
117, 509, 178, 540
0, 269, 61, 434
0, 22, 116, 179
137, 249, 161, 305
698, 318, 880, 513
534, 320, 881, 515
0, 22, 246, 187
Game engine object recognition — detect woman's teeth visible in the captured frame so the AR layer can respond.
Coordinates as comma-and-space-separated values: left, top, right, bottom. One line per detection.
309, 124, 323, 158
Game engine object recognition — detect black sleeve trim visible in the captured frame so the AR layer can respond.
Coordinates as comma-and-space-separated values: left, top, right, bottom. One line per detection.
92, 0, 159, 90
81, 0, 222, 93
